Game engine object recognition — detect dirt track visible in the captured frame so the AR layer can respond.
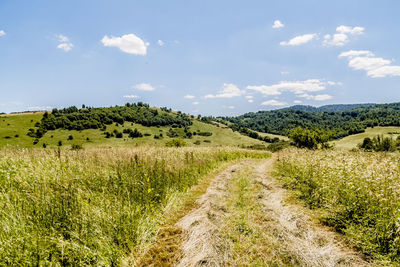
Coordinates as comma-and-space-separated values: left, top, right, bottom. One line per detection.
175, 158, 370, 267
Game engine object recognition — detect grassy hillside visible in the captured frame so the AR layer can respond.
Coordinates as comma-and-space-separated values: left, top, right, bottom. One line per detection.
0, 112, 266, 149
333, 126, 400, 150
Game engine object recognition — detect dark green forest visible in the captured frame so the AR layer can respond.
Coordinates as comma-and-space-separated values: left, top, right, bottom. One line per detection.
29, 103, 192, 138
221, 103, 400, 139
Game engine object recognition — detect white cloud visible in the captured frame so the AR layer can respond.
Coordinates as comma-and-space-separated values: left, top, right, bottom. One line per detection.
56, 34, 73, 52
0, 30, 5, 36
157, 40, 164, 46
323, 33, 349, 47
340, 50, 400, 78
261, 100, 287, 106
247, 79, 335, 96
192, 101, 199, 105
336, 25, 364, 35
272, 20, 284, 29
184, 94, 195, 99
280, 33, 317, 46
123, 95, 139, 99
323, 25, 364, 47
228, 106, 235, 109
281, 71, 290, 75
294, 100, 302, 104
339, 50, 374, 58
248, 99, 254, 103
102, 33, 148, 55
299, 93, 332, 101
56, 34, 69, 43
204, 83, 245, 98
132, 83, 155, 91
57, 43, 74, 52
245, 95, 253, 99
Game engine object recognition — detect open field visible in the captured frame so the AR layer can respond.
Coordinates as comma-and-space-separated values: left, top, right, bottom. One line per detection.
0, 113, 266, 149
275, 148, 400, 264
0, 146, 269, 265
333, 126, 400, 150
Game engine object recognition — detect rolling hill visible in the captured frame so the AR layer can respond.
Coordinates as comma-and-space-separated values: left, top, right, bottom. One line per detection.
0, 106, 268, 149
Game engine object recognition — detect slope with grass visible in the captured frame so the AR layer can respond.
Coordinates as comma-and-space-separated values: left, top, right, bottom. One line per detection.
333, 126, 400, 150
0, 112, 266, 149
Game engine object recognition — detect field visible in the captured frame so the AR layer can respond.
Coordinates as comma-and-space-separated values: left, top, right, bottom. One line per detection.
333, 126, 400, 150
0, 146, 269, 265
0, 113, 265, 149
275, 148, 400, 263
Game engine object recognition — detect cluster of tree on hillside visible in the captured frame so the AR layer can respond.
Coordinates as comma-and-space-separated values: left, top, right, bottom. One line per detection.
289, 127, 334, 149
222, 103, 400, 139
29, 103, 192, 138
358, 135, 400, 152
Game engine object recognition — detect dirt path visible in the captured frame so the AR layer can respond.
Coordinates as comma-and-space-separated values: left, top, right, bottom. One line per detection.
176, 160, 249, 266
175, 158, 370, 267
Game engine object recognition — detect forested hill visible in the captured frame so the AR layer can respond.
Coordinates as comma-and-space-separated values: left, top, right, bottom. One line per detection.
285, 103, 376, 112
30, 102, 192, 138
222, 102, 400, 139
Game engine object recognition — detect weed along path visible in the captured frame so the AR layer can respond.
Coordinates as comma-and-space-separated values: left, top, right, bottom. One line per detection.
172, 158, 370, 267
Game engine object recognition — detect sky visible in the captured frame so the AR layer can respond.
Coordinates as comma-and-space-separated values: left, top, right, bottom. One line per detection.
1, 0, 400, 115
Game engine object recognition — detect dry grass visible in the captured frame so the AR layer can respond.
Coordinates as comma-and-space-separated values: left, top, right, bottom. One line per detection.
0, 146, 269, 266
275, 148, 400, 265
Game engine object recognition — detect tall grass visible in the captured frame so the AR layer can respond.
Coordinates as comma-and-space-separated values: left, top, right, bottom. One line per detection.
275, 149, 400, 263
0, 147, 268, 265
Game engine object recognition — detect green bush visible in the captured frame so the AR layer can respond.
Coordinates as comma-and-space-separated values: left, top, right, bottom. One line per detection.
165, 138, 186, 147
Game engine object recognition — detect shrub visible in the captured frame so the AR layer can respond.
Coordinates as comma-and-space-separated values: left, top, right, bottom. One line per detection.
68, 135, 74, 140
71, 144, 83, 150
165, 138, 186, 147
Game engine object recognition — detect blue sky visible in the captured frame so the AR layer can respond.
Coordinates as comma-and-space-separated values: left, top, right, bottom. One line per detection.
1, 0, 400, 115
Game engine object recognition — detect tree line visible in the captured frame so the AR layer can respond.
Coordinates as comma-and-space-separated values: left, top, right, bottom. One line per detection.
222, 103, 400, 139
28, 103, 192, 138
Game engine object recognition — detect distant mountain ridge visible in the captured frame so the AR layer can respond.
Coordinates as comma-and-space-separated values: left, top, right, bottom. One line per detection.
284, 103, 376, 112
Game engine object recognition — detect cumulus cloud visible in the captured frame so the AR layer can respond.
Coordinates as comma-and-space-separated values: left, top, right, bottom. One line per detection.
184, 95, 195, 99
0, 30, 5, 36
247, 79, 335, 96
204, 83, 245, 98
192, 101, 199, 105
248, 99, 254, 103
339, 50, 374, 58
56, 34, 73, 52
245, 95, 253, 99
280, 33, 317, 46
294, 100, 302, 104
323, 25, 364, 47
261, 100, 287, 106
336, 25, 364, 35
299, 93, 332, 101
132, 83, 155, 91
57, 43, 74, 52
272, 20, 284, 29
102, 33, 148, 55
157, 40, 164, 46
228, 106, 235, 109
339, 50, 400, 78
123, 95, 139, 99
